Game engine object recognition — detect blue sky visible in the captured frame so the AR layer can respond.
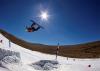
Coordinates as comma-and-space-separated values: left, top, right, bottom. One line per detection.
0, 0, 100, 45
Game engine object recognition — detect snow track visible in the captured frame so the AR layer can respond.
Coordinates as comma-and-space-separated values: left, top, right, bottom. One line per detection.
0, 33, 100, 71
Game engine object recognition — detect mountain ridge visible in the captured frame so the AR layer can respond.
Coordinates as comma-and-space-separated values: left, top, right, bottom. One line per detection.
0, 29, 100, 58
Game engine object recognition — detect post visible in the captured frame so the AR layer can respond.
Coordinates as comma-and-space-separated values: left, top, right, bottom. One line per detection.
56, 43, 60, 60
9, 40, 11, 47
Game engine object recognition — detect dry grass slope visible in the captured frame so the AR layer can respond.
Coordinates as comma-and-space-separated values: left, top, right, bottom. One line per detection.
0, 29, 100, 58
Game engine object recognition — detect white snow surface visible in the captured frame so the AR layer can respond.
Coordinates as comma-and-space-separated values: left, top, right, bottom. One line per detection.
0, 33, 100, 71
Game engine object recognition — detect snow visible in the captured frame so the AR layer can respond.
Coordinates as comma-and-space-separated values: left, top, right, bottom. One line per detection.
30, 60, 59, 70
0, 33, 100, 71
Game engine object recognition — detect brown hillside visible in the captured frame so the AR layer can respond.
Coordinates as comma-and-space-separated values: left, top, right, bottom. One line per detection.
0, 29, 100, 58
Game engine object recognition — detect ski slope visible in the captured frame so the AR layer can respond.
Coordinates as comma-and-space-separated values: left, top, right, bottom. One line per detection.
0, 33, 100, 71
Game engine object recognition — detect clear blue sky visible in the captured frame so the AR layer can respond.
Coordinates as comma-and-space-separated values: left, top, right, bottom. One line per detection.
0, 0, 100, 45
